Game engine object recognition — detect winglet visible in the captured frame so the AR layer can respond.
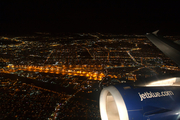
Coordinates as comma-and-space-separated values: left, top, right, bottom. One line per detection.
152, 30, 159, 35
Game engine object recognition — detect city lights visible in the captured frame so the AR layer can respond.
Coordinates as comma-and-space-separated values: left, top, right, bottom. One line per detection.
0, 32, 179, 120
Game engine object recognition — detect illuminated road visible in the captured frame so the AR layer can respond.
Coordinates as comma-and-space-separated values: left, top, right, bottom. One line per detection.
126, 50, 139, 64
52, 88, 82, 120
126, 48, 141, 65
52, 76, 96, 119
44, 50, 54, 64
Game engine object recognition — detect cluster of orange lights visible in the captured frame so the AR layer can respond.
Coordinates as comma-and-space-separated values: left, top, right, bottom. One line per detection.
7, 65, 105, 80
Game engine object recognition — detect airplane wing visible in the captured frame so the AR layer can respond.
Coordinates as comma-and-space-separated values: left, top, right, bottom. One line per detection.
146, 31, 180, 67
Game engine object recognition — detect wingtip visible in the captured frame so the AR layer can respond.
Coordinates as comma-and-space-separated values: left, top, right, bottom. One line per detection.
152, 30, 159, 35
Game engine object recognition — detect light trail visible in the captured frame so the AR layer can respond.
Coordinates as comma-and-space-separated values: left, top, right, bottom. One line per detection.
126, 50, 139, 64
85, 47, 95, 60
52, 86, 84, 120
44, 50, 54, 64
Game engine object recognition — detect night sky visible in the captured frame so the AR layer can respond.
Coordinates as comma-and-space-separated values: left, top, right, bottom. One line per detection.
1, 1, 180, 35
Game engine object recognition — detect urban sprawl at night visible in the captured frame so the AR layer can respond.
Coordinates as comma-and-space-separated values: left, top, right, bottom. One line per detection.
0, 32, 180, 119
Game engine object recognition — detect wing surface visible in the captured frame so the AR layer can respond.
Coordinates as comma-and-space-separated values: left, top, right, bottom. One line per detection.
146, 31, 180, 67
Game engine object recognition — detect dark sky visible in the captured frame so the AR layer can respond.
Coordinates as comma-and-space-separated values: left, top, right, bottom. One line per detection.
1, 1, 180, 35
